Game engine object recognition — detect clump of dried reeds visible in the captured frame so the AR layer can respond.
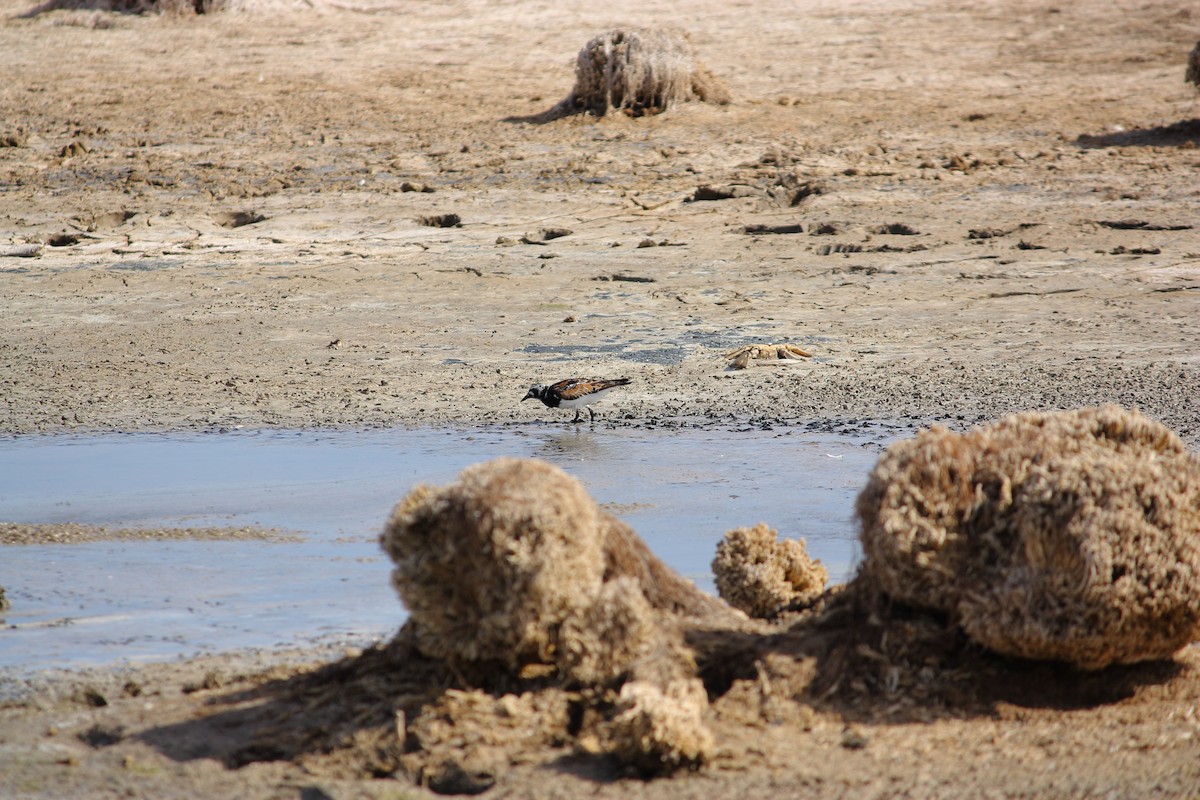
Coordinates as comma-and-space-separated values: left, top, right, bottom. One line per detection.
556, 28, 730, 118
856, 405, 1200, 669
712, 523, 827, 618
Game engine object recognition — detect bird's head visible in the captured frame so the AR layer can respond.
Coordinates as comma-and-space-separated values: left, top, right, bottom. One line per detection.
521, 385, 543, 402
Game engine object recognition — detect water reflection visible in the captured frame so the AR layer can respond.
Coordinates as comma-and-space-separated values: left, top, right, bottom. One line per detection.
531, 427, 619, 460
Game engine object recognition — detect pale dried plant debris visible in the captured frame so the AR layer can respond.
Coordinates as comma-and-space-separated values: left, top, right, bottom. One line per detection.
557, 28, 731, 118
556, 577, 674, 687
380, 458, 607, 671
380, 456, 725, 681
713, 523, 828, 618
856, 405, 1200, 669
608, 678, 714, 775
379, 456, 730, 774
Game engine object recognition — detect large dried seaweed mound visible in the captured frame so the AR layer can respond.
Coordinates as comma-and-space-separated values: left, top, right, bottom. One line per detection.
559, 28, 731, 117
382, 457, 725, 675
712, 523, 828, 618
381, 457, 729, 774
381, 458, 606, 670
856, 405, 1200, 669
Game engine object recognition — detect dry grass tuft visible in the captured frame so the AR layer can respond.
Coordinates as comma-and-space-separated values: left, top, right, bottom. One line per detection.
856, 405, 1200, 669
555, 28, 730, 118
712, 523, 828, 618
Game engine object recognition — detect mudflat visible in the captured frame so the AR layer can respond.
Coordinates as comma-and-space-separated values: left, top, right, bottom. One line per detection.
2, 0, 1199, 797
2, 0, 1198, 438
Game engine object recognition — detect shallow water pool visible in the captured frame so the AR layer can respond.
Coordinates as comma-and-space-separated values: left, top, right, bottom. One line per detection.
0, 424, 892, 672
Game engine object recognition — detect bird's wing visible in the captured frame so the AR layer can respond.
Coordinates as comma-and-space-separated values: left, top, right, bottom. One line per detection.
552, 377, 629, 400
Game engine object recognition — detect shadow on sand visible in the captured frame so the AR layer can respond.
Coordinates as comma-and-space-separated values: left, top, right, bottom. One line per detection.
133, 585, 1191, 786
1075, 118, 1200, 149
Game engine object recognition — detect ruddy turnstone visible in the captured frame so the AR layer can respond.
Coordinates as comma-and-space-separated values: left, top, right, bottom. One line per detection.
521, 377, 631, 423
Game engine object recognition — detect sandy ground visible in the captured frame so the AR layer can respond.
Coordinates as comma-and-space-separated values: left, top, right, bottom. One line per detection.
2, 0, 1200, 797
2, 0, 1199, 439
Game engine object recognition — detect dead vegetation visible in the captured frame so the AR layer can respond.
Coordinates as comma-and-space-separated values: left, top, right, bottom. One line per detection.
549, 28, 731, 118
23, 0, 215, 14
380, 458, 727, 681
19, 0, 352, 16
381, 458, 609, 672
380, 458, 735, 776
608, 677, 714, 774
856, 405, 1200, 669
712, 523, 828, 618
135, 573, 1200, 792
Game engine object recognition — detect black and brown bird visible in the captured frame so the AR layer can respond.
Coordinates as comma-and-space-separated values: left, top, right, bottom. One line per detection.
521, 377, 631, 423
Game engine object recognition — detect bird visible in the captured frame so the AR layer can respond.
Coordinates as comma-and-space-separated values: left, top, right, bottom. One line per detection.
521, 377, 631, 423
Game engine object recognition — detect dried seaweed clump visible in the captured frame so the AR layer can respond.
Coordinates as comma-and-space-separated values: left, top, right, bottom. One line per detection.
381, 457, 732, 775
384, 455, 734, 777
557, 577, 685, 687
382, 457, 724, 681
1187, 41, 1200, 89
608, 678, 714, 774
561, 28, 730, 117
401, 688, 572, 794
381, 458, 606, 670
712, 523, 828, 618
856, 405, 1200, 669
25, 0, 254, 14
